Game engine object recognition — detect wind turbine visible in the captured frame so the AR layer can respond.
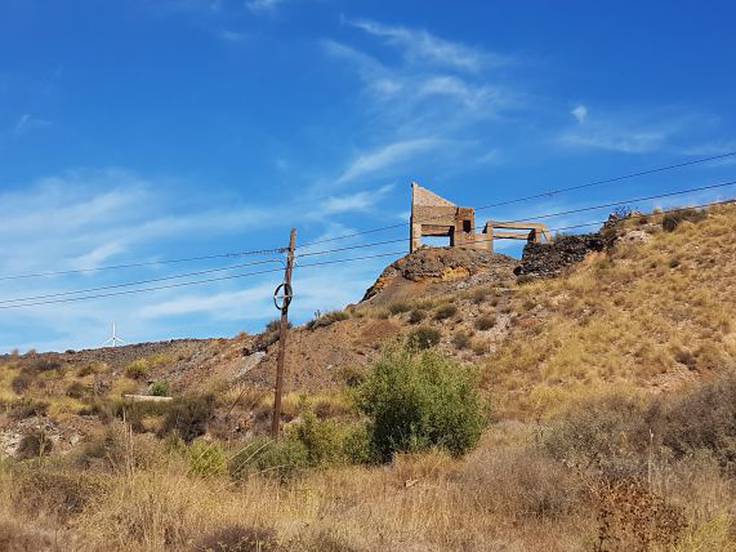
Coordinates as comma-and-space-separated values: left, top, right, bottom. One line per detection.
102, 322, 126, 347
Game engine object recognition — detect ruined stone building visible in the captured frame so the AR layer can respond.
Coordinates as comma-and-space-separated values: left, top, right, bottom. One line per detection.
409, 182, 552, 253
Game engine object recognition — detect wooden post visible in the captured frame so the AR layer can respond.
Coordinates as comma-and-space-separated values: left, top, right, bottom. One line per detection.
271, 228, 297, 439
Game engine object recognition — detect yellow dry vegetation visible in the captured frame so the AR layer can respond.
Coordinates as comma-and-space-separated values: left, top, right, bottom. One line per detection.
487, 204, 736, 418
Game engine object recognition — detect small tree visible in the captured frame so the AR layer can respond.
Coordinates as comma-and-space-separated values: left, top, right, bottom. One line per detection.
357, 348, 485, 461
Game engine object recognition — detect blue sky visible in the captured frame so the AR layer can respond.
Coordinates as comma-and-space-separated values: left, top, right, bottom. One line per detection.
1, 0, 735, 352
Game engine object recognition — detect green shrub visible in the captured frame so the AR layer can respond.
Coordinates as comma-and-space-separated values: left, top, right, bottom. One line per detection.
434, 304, 458, 320
342, 423, 376, 465
388, 302, 411, 315
107, 398, 172, 433
357, 348, 485, 461
189, 440, 228, 478
338, 365, 367, 387
475, 314, 497, 331
149, 380, 170, 397
229, 437, 309, 482
293, 412, 346, 466
125, 359, 149, 380
408, 309, 426, 325
407, 326, 441, 350
160, 394, 216, 443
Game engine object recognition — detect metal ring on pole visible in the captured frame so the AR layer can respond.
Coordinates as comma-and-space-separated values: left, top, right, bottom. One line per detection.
273, 282, 293, 312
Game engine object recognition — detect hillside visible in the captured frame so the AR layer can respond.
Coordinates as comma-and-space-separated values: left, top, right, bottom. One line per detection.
2, 203, 736, 550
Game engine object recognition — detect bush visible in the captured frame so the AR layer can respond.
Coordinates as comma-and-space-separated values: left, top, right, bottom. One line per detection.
306, 310, 350, 330
342, 423, 376, 465
452, 331, 471, 350
125, 359, 150, 380
407, 326, 441, 350
388, 302, 411, 315
338, 365, 367, 387
662, 207, 707, 232
66, 381, 88, 399
660, 372, 736, 473
10, 373, 32, 394
0, 519, 56, 551
15, 430, 54, 460
229, 437, 309, 482
160, 394, 216, 443
470, 288, 490, 304
293, 412, 346, 466
357, 348, 485, 461
13, 467, 108, 523
7, 398, 49, 420
475, 314, 497, 331
407, 309, 425, 325
544, 393, 649, 477
461, 446, 584, 520
434, 304, 457, 320
193, 525, 279, 552
189, 440, 228, 478
149, 380, 170, 397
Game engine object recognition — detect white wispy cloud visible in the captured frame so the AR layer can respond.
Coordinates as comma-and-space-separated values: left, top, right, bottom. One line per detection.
14, 113, 52, 135
571, 104, 588, 124
336, 139, 445, 185
321, 184, 394, 214
246, 0, 285, 14
218, 29, 247, 42
346, 18, 508, 72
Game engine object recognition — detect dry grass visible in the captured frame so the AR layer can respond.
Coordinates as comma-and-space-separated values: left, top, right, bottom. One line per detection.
486, 204, 736, 419
2, 205, 736, 550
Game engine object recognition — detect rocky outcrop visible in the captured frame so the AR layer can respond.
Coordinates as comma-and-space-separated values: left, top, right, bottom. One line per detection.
362, 247, 517, 302
514, 234, 605, 280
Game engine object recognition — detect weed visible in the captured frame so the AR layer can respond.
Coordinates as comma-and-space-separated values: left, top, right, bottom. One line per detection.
189, 441, 228, 478
434, 304, 458, 320
160, 394, 216, 443
306, 310, 350, 330
66, 381, 89, 399
388, 302, 411, 315
408, 309, 426, 324
452, 331, 471, 350
149, 380, 170, 397
663, 208, 707, 232
229, 437, 309, 482
407, 326, 441, 350
15, 430, 54, 460
475, 314, 497, 331
193, 525, 279, 552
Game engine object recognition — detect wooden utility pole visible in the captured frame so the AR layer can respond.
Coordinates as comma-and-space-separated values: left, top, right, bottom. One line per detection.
271, 228, 297, 439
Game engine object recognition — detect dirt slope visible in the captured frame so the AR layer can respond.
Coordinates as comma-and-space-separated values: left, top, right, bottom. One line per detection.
2, 203, 736, 455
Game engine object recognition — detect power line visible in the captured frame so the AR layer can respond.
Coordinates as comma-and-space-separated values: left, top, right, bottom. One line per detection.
293, 181, 736, 259
0, 251, 406, 310
0, 266, 285, 310
0, 247, 286, 282
298, 152, 736, 249
496, 178, 736, 225
0, 258, 284, 306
